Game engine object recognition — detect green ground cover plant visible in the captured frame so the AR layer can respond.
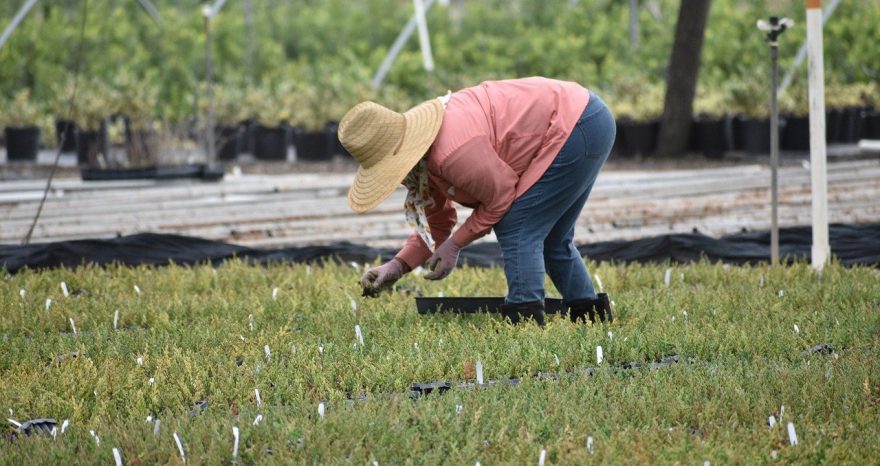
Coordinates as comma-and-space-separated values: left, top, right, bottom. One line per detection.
1, 259, 878, 464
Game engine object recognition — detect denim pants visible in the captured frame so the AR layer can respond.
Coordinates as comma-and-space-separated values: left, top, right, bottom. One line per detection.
493, 92, 615, 304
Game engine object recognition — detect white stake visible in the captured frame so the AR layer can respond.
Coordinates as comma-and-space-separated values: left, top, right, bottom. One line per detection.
290, 342, 297, 354
148, 377, 155, 386
318, 344, 323, 355
664, 268, 672, 288
596, 346, 604, 365
61, 419, 69, 433
136, 357, 143, 366
264, 345, 271, 362
248, 314, 254, 331
587, 436, 594, 454
253, 414, 263, 426
306, 265, 312, 275
113, 447, 123, 466
595, 274, 603, 292
173, 432, 186, 463
272, 287, 278, 301
476, 361, 484, 385
607, 331, 613, 340
69, 317, 77, 335
759, 275, 765, 286
787, 422, 798, 446
113, 310, 119, 331
232, 426, 240, 459
553, 354, 560, 366
780, 405, 785, 422
456, 404, 463, 415
134, 285, 141, 296
46, 298, 52, 311
318, 402, 326, 419
794, 324, 800, 334
807, 0, 829, 272
90, 429, 100, 445
153, 419, 161, 436
51, 426, 57, 441
19, 289, 25, 299
538, 448, 547, 466
61, 282, 69, 297
355, 325, 365, 346
350, 297, 358, 313
768, 415, 776, 427
778, 289, 785, 297
255, 388, 262, 408
703, 461, 711, 466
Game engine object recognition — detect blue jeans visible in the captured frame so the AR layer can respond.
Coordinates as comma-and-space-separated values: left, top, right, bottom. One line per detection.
494, 92, 615, 304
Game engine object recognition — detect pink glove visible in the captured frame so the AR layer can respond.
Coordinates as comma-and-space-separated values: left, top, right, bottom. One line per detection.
424, 239, 462, 280
361, 259, 406, 293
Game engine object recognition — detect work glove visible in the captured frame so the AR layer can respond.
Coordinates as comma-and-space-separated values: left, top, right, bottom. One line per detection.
360, 259, 406, 294
424, 239, 462, 281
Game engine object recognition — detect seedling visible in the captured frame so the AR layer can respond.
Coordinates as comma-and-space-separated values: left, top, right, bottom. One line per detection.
174, 432, 186, 462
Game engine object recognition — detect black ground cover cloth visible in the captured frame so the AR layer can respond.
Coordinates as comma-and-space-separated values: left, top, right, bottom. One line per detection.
1, 224, 878, 274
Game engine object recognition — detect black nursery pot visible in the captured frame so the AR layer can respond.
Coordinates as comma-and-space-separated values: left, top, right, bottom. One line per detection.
691, 118, 728, 158
862, 110, 880, 139
4, 126, 41, 161
826, 108, 843, 143
617, 119, 659, 157
325, 121, 350, 157
415, 297, 567, 315
77, 124, 109, 166
839, 107, 864, 143
737, 117, 771, 155
215, 125, 244, 161
55, 119, 79, 152
254, 124, 290, 160
782, 115, 811, 151
293, 128, 332, 161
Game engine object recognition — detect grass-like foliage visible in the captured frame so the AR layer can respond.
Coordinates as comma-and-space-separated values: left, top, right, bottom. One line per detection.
1, 260, 878, 464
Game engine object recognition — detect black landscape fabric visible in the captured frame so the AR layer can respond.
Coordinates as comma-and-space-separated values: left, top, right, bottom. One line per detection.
1, 224, 878, 274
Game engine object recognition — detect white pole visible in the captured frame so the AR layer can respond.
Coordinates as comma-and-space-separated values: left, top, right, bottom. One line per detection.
372, 0, 437, 88
412, 0, 435, 72
806, 0, 829, 271
779, 0, 842, 96
0, 0, 40, 50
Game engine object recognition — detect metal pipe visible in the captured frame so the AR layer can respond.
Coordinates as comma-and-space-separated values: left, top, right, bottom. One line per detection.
770, 44, 780, 265
372, 0, 437, 88
0, 0, 40, 50
629, 0, 639, 49
204, 9, 215, 163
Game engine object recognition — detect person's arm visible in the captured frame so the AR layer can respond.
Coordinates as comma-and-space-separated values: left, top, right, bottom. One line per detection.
442, 137, 518, 247
394, 184, 458, 270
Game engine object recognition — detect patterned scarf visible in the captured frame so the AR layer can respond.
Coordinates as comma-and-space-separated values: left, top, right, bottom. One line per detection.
402, 160, 435, 252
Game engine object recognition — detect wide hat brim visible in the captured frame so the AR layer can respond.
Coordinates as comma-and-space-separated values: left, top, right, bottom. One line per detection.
348, 98, 444, 213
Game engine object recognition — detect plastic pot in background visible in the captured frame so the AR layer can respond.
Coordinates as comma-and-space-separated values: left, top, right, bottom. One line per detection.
292, 127, 331, 161
839, 107, 864, 143
4, 126, 41, 161
325, 121, 350, 157
55, 119, 79, 152
826, 108, 843, 143
617, 119, 659, 157
862, 110, 880, 139
734, 117, 773, 155
782, 114, 811, 151
254, 124, 290, 160
77, 124, 109, 166
691, 117, 728, 158
127, 128, 160, 167
215, 125, 244, 161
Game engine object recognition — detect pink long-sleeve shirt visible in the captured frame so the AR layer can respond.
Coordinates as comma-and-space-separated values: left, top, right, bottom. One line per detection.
395, 76, 590, 269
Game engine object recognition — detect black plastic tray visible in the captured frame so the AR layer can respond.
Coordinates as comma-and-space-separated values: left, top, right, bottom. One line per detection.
415, 296, 567, 315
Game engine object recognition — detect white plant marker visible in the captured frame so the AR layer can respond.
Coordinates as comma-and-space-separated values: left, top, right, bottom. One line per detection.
290, 342, 297, 354
553, 354, 560, 366
596, 346, 604, 365
61, 282, 69, 297
153, 419, 161, 436
134, 285, 141, 296
173, 432, 186, 463
248, 314, 254, 331
538, 448, 547, 466
355, 325, 365, 346
272, 287, 278, 301
255, 389, 262, 408
595, 274, 603, 292
680, 272, 685, 281
778, 289, 785, 297
148, 377, 155, 386
771, 450, 778, 460
779, 405, 785, 422
350, 261, 360, 271
318, 402, 326, 419
90, 429, 100, 445
759, 275, 765, 286
664, 268, 672, 288
136, 357, 143, 366
607, 331, 613, 340
456, 404, 463, 415
8, 408, 12, 416
476, 361, 484, 385
587, 436, 594, 454
146, 415, 153, 423
264, 345, 271, 362
253, 414, 263, 426
306, 265, 312, 275
51, 426, 57, 441
19, 289, 25, 299
61, 419, 69, 433
113, 447, 123, 466
232, 426, 240, 459
768, 415, 776, 427
350, 298, 358, 312
703, 461, 710, 466
787, 422, 798, 446
318, 344, 324, 355
793, 324, 800, 334
113, 310, 119, 331
437, 291, 444, 298
682, 310, 688, 321
476, 462, 481, 466
69, 317, 77, 335
46, 298, 52, 311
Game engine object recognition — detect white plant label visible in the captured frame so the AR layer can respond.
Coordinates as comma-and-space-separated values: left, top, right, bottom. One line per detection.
595, 274, 603, 292
46, 298, 52, 311
173, 432, 186, 463
134, 285, 141, 295
136, 357, 143, 366
318, 344, 324, 355
768, 415, 776, 427
787, 422, 798, 446
232, 426, 240, 459
146, 415, 152, 423
272, 287, 278, 300
780, 405, 785, 422
114, 310, 119, 331
306, 265, 312, 275
51, 426, 57, 441
553, 354, 560, 366
476, 361, 484, 385
538, 449, 547, 466
153, 419, 161, 436
253, 414, 263, 426
778, 289, 784, 297
248, 314, 254, 331
61, 282, 69, 297
61, 419, 69, 433
355, 325, 364, 346
19, 289, 25, 299
90, 429, 100, 445
264, 345, 271, 362
290, 342, 297, 354
587, 436, 594, 454
350, 298, 358, 312
148, 377, 155, 386
607, 331, 613, 340
350, 261, 360, 271
318, 402, 326, 419
759, 275, 765, 286
664, 268, 672, 288
255, 388, 262, 407
69, 318, 77, 335
456, 404, 463, 415
703, 461, 710, 466
771, 450, 778, 460
8, 408, 12, 416
794, 324, 800, 334
113, 447, 123, 466
596, 346, 604, 365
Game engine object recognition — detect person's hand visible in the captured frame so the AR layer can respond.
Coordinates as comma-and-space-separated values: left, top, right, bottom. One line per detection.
360, 259, 406, 295
424, 239, 462, 280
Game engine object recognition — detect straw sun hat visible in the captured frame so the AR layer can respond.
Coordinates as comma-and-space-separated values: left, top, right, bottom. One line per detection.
339, 98, 445, 213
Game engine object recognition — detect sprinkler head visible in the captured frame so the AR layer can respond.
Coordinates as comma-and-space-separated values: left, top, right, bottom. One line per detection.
757, 16, 795, 42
